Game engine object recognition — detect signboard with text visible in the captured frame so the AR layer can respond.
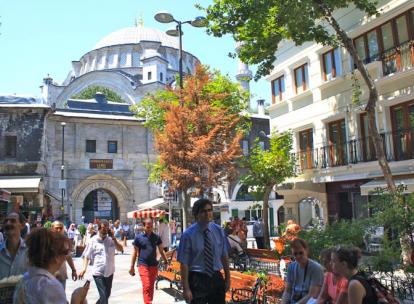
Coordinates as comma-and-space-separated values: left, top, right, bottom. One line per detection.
90, 159, 113, 169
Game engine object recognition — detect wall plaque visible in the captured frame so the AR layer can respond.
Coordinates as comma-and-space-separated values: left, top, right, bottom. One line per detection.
90, 159, 113, 169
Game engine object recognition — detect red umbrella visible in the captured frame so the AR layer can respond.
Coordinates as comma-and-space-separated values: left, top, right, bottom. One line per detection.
127, 208, 168, 219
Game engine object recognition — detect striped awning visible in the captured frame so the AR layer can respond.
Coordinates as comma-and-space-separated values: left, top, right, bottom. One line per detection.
127, 208, 168, 219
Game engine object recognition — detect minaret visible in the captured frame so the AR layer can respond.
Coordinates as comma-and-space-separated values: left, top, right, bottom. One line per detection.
235, 42, 253, 95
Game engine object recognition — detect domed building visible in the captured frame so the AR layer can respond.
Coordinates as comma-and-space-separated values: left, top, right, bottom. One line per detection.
40, 25, 200, 223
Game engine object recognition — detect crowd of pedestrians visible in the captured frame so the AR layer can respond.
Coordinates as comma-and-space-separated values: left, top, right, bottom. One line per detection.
0, 206, 395, 304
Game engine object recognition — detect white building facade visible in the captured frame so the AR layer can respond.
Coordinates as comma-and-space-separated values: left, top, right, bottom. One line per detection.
267, 0, 414, 225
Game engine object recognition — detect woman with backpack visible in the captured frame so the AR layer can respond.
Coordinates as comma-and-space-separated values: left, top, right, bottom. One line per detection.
331, 246, 378, 304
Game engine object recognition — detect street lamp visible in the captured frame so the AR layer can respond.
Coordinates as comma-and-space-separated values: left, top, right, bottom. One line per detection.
60, 122, 66, 218
154, 11, 206, 89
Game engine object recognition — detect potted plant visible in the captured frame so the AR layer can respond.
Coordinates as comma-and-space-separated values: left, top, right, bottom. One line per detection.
75, 224, 87, 257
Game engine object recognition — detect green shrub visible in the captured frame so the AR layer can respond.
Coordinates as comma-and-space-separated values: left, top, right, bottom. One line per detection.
78, 224, 86, 237
43, 221, 53, 229
299, 219, 368, 262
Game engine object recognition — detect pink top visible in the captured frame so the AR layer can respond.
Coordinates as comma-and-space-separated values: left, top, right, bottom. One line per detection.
325, 272, 348, 302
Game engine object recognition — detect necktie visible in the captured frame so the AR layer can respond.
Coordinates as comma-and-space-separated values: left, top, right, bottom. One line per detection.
204, 229, 214, 276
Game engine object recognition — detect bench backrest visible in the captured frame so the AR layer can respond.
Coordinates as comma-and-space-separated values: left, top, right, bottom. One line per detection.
229, 271, 260, 289
169, 261, 181, 273
245, 248, 278, 261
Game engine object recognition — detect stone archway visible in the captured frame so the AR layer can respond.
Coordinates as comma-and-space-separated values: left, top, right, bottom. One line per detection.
71, 175, 131, 223
298, 197, 324, 228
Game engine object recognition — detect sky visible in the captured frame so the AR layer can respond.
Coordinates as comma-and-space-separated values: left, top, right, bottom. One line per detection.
0, 0, 271, 110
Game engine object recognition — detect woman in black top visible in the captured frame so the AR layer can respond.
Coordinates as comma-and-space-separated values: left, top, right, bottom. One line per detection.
331, 246, 377, 304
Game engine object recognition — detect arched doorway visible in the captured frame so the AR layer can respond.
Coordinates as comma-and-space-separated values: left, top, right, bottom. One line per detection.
298, 197, 323, 228
82, 189, 120, 222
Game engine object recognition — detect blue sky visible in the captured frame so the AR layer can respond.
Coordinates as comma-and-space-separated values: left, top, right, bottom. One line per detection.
0, 0, 270, 110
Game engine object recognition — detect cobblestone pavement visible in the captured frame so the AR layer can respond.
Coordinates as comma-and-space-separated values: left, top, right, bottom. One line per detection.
65, 240, 185, 304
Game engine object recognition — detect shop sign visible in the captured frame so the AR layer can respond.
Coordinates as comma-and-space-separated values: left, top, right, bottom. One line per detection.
90, 159, 113, 169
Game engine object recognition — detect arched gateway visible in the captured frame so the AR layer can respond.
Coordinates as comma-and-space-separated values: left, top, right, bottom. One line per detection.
70, 175, 131, 223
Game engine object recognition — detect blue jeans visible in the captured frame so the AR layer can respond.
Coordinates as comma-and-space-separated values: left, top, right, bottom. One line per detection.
93, 274, 113, 304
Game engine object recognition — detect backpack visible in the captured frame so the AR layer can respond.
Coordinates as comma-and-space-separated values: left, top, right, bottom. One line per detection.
365, 275, 401, 304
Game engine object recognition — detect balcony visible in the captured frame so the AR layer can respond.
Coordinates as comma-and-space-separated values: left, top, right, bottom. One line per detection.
295, 128, 414, 172
381, 40, 414, 76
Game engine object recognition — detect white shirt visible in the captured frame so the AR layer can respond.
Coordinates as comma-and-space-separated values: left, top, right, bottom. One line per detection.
0, 232, 4, 245
14, 266, 67, 304
158, 222, 170, 248
82, 235, 115, 277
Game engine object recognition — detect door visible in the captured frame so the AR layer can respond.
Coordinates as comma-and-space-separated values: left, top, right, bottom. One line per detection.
328, 120, 347, 166
299, 129, 314, 170
391, 101, 414, 160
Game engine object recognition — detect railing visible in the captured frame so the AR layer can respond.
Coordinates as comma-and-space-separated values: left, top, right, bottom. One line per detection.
382, 40, 414, 76
296, 128, 414, 172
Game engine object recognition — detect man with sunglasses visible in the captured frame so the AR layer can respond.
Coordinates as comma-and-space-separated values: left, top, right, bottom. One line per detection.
178, 198, 231, 304
0, 212, 28, 279
281, 238, 324, 304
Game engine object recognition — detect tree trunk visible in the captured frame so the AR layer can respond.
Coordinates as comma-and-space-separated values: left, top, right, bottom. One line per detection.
315, 0, 395, 191
262, 186, 272, 249
181, 190, 192, 229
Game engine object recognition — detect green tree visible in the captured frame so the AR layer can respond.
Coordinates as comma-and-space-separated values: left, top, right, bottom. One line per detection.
240, 132, 296, 248
71, 86, 126, 103
202, 0, 395, 191
132, 65, 250, 228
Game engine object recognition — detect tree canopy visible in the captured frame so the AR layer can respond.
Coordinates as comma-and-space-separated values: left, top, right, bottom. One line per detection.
71, 85, 126, 103
240, 131, 296, 247
132, 65, 250, 227
201, 0, 377, 80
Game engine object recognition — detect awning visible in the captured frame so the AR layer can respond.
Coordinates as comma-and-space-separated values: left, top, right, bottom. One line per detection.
137, 197, 168, 210
0, 177, 42, 193
127, 208, 168, 219
360, 178, 414, 195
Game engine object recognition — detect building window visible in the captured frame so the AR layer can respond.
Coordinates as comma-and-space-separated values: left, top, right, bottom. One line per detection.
108, 141, 118, 153
86, 140, 96, 153
298, 129, 313, 170
148, 71, 152, 81
322, 48, 342, 81
294, 63, 309, 94
242, 140, 249, 156
352, 9, 414, 74
5, 136, 17, 158
271, 75, 285, 104
160, 72, 163, 82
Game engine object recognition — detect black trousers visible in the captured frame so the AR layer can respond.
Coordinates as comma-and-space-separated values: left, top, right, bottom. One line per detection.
93, 274, 113, 304
255, 237, 265, 249
189, 271, 225, 304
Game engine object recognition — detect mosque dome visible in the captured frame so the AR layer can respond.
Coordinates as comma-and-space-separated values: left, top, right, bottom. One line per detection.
93, 26, 180, 50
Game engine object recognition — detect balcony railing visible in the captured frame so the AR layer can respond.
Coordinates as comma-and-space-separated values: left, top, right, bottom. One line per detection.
296, 128, 414, 172
381, 40, 414, 75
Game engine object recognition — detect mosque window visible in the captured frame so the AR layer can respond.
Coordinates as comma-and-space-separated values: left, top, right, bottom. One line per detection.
86, 140, 96, 153
108, 141, 118, 153
160, 72, 163, 82
148, 71, 152, 81
119, 53, 127, 67
132, 52, 140, 66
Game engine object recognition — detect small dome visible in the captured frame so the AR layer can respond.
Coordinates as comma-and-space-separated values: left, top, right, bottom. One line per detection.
93, 26, 180, 50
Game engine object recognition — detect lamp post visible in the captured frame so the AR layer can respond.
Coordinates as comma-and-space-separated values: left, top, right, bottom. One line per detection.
154, 12, 206, 89
60, 122, 66, 219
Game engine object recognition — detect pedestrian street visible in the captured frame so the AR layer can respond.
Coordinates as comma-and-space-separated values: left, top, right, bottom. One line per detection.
65, 240, 185, 304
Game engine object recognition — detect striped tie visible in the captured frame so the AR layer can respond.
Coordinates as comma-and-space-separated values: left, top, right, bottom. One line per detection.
204, 229, 214, 277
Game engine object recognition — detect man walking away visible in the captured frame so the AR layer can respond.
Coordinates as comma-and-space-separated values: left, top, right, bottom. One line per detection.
78, 219, 123, 304
50, 220, 78, 289
129, 218, 169, 304
157, 216, 170, 252
178, 198, 231, 304
253, 217, 265, 249
0, 212, 28, 279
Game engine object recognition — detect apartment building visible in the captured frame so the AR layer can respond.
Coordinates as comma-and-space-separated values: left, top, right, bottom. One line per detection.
267, 0, 414, 226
